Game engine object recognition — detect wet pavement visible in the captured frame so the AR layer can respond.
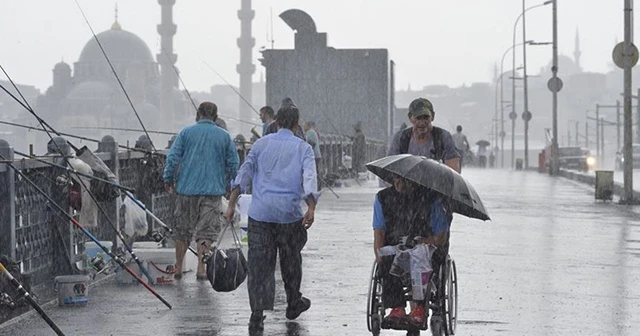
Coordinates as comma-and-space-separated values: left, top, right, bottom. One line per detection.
3, 168, 640, 335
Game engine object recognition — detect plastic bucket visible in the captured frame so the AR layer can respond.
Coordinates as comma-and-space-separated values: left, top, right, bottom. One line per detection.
54, 275, 89, 306
135, 249, 176, 285
146, 259, 176, 284
115, 262, 141, 285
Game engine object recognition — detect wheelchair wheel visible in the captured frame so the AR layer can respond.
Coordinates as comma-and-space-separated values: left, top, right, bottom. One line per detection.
367, 261, 383, 335
441, 258, 458, 335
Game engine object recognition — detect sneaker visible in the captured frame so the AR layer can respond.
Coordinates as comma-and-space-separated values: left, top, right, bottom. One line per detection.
408, 304, 426, 326
286, 297, 311, 320
383, 307, 406, 325
249, 311, 265, 331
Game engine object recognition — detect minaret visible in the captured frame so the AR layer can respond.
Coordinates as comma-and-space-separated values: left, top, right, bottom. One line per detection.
157, 0, 177, 121
237, 0, 256, 134
574, 28, 582, 71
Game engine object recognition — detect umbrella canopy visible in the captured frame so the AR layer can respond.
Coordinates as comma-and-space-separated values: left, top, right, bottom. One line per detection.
476, 140, 490, 147
366, 154, 490, 221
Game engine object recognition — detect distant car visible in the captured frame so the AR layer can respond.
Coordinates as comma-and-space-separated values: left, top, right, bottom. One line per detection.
615, 143, 640, 170
556, 147, 595, 172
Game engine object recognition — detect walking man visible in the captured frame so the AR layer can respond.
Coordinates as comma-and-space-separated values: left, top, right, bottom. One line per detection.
225, 104, 319, 332
164, 102, 239, 280
452, 125, 470, 167
303, 120, 323, 190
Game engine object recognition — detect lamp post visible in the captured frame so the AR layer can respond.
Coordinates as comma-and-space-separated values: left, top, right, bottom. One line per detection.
499, 40, 532, 168
511, 0, 552, 169
548, 0, 562, 176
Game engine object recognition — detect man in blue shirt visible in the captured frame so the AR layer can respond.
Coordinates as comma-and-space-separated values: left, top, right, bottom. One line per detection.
164, 102, 239, 280
372, 175, 449, 328
225, 104, 319, 332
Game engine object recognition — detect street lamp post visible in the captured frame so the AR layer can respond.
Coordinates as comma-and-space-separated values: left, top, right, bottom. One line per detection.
499, 40, 532, 168
512, 0, 552, 169
549, 0, 561, 176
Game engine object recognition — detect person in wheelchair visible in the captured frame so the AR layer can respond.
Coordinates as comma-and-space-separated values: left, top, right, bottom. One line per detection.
372, 175, 450, 327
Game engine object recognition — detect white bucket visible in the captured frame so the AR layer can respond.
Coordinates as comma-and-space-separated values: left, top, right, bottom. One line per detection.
146, 259, 176, 284
54, 275, 89, 306
115, 262, 141, 285
136, 249, 176, 285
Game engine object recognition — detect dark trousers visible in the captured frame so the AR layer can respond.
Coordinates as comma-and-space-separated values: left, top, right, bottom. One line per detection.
247, 217, 308, 311
379, 255, 406, 308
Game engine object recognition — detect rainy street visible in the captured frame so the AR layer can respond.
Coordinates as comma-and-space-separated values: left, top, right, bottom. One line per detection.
2, 168, 639, 336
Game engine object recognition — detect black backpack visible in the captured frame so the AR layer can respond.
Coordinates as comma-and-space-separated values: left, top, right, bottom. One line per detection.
398, 126, 446, 162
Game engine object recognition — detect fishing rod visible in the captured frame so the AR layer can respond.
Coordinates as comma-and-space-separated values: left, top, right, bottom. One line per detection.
0, 262, 66, 336
12, 150, 135, 192
0, 64, 165, 293
0, 120, 158, 155
0, 152, 172, 309
11, 150, 159, 285
72, 0, 155, 152
124, 191, 197, 257
201, 60, 261, 117
73, 126, 176, 136
160, 48, 262, 128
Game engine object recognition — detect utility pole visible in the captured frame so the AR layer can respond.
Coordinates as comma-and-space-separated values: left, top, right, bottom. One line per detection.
522, 0, 532, 169
613, 0, 639, 203
617, 100, 622, 150
575, 121, 579, 145
596, 104, 600, 160
585, 118, 589, 148
548, 0, 562, 176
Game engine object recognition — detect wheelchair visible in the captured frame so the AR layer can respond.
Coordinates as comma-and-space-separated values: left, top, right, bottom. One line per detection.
367, 253, 458, 336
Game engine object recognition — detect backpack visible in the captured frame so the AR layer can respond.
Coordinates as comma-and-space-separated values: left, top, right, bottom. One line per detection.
398, 126, 446, 162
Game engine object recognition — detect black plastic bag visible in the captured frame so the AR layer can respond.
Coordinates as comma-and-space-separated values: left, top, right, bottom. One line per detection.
206, 247, 248, 292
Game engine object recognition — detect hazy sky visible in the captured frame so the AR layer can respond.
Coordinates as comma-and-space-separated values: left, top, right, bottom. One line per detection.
0, 1, 627, 93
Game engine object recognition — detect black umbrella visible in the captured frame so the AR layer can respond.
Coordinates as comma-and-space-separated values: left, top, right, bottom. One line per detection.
476, 140, 490, 147
366, 154, 490, 221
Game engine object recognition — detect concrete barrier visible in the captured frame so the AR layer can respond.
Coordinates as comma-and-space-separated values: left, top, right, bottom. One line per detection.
558, 169, 640, 200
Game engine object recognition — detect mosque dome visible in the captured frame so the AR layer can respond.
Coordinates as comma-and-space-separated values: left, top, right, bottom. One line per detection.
77, 24, 154, 65
65, 81, 113, 101
544, 55, 582, 76
53, 61, 71, 72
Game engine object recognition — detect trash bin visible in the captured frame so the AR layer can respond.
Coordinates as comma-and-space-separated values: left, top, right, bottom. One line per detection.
515, 158, 523, 170
538, 150, 546, 173
595, 170, 614, 201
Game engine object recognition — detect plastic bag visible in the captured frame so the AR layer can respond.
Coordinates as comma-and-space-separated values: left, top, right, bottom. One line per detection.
121, 196, 149, 237
378, 243, 436, 301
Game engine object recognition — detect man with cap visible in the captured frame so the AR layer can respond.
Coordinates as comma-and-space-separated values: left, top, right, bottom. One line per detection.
388, 98, 460, 173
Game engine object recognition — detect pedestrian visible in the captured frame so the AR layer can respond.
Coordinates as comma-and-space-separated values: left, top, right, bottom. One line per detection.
264, 97, 306, 140
163, 102, 240, 280
372, 176, 450, 328
451, 125, 470, 167
224, 104, 319, 332
352, 121, 367, 177
303, 120, 323, 190
388, 98, 461, 173
477, 143, 488, 168
259, 106, 275, 136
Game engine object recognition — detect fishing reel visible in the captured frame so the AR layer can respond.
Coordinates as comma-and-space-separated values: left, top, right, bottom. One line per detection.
151, 230, 168, 244
90, 255, 106, 273
0, 292, 16, 309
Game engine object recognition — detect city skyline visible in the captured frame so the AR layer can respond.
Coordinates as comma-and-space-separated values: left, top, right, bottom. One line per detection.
0, 1, 628, 94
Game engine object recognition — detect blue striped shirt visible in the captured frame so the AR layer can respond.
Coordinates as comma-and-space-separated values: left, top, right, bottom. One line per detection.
232, 129, 320, 224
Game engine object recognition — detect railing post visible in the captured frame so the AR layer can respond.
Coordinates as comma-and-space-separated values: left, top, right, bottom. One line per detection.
98, 135, 119, 251
0, 139, 16, 259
